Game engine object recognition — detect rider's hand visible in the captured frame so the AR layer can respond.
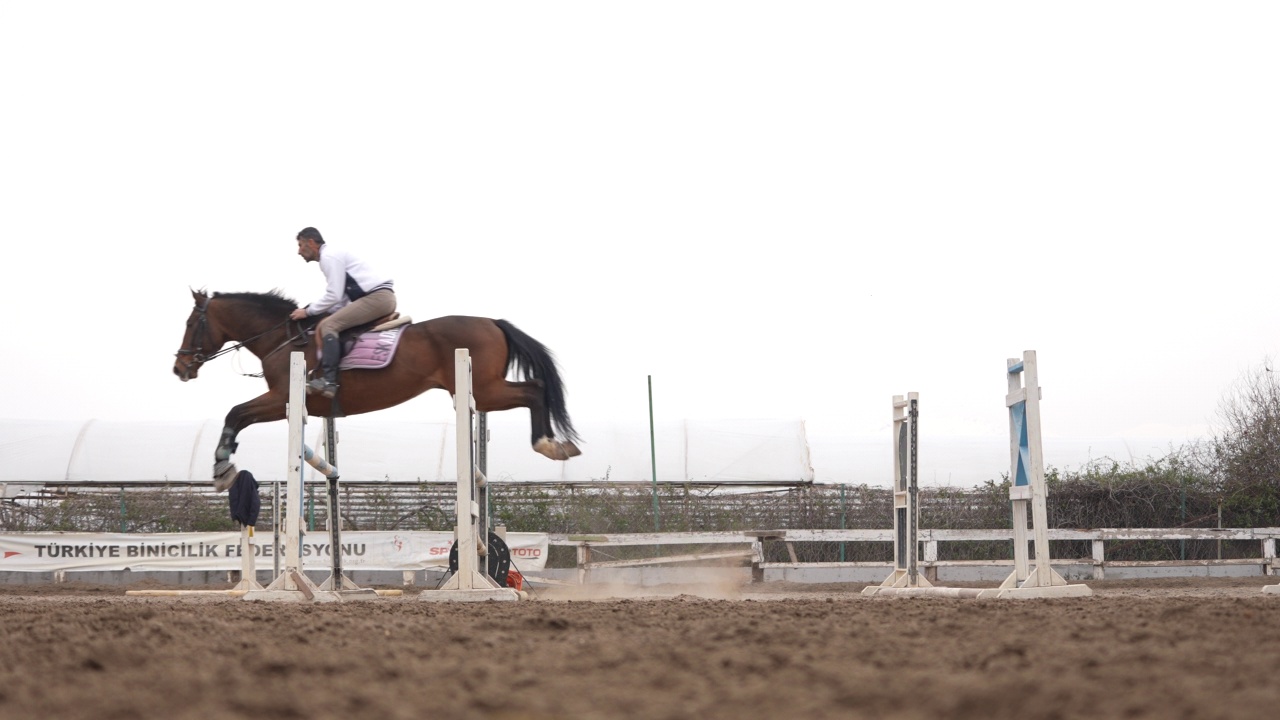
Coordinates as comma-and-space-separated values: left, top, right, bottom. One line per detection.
289, 308, 308, 321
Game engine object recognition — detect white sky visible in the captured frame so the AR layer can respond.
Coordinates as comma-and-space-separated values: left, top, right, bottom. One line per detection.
2, 2, 1277, 485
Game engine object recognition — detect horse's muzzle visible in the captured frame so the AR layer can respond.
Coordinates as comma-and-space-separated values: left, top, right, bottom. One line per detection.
173, 357, 200, 381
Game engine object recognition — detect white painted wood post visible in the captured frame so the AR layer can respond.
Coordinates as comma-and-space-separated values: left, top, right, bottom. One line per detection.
863, 393, 968, 596
421, 349, 519, 601
978, 351, 1091, 599
1008, 357, 1031, 583
282, 353, 305, 590
1022, 353, 1055, 588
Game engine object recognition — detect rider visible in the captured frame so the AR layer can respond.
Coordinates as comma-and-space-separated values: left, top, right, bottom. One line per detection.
288, 227, 396, 398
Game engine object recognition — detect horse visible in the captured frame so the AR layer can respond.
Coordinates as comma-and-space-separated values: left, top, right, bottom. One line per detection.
173, 289, 581, 490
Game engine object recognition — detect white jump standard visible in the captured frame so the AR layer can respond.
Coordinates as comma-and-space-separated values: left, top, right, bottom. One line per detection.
977, 351, 1091, 599
863, 393, 979, 598
242, 352, 379, 602
422, 348, 520, 602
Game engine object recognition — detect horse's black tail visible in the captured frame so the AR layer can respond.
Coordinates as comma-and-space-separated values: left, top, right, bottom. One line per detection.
494, 319, 580, 443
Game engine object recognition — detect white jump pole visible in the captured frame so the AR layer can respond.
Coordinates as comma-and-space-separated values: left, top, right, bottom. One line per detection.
863, 393, 979, 598
243, 352, 378, 602
422, 348, 519, 602
978, 351, 1092, 599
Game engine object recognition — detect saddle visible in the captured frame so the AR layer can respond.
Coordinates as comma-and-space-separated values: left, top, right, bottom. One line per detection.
356, 312, 412, 334
301, 312, 413, 370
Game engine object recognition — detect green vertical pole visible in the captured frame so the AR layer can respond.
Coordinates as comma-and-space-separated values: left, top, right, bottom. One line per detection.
648, 375, 660, 532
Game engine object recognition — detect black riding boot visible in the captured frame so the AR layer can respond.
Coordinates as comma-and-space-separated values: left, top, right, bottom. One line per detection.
307, 334, 341, 398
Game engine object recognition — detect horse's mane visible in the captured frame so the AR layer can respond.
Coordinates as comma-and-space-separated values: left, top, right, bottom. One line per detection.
212, 290, 298, 320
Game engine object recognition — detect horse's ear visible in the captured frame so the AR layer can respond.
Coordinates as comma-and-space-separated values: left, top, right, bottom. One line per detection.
191, 287, 208, 301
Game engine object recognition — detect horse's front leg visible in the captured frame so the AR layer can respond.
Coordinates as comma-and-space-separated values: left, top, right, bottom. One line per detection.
212, 391, 288, 491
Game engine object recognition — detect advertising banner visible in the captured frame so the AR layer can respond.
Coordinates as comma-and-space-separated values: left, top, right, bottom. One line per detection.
0, 531, 548, 573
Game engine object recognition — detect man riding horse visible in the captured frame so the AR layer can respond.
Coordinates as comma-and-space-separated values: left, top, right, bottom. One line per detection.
174, 228, 581, 491
289, 226, 396, 398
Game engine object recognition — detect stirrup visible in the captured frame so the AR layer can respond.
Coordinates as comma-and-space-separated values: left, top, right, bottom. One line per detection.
307, 378, 338, 398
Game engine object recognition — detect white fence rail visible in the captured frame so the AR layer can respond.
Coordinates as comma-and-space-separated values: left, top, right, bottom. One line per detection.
548, 528, 1280, 582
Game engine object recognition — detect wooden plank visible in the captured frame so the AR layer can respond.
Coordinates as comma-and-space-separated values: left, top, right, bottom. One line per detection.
585, 550, 754, 569
1100, 558, 1266, 568
290, 572, 315, 601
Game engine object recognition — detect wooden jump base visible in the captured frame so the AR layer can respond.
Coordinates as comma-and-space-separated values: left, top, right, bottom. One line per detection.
421, 348, 520, 602
864, 393, 971, 597
242, 353, 379, 603
976, 351, 1091, 599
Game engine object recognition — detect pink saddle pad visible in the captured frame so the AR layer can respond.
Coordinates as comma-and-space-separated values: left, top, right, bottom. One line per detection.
318, 326, 405, 370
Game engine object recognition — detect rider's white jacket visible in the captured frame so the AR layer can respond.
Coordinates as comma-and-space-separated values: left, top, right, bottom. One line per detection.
304, 245, 394, 316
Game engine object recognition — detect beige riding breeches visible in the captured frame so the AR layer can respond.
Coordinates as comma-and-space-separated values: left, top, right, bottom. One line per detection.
316, 289, 397, 339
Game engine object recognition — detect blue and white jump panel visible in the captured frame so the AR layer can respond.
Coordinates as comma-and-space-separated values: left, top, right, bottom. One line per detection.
977, 351, 1091, 599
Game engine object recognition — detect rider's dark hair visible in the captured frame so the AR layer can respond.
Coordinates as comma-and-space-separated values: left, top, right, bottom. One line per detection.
297, 227, 324, 244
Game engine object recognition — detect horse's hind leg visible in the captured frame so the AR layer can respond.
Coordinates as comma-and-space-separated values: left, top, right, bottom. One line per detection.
473, 379, 576, 461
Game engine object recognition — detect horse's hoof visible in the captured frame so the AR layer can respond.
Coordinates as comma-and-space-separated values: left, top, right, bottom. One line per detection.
534, 437, 567, 461
213, 463, 239, 492
562, 442, 582, 458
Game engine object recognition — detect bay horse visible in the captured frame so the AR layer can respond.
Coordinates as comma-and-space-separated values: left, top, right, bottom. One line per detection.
173, 289, 581, 490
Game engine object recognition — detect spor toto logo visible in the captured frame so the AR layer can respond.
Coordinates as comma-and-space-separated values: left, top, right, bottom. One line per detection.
428, 546, 542, 557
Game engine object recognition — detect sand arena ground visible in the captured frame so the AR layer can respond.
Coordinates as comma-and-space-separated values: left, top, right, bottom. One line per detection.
0, 576, 1277, 720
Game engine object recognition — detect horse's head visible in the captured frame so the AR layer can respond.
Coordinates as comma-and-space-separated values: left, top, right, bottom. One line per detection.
174, 289, 223, 381
174, 289, 300, 381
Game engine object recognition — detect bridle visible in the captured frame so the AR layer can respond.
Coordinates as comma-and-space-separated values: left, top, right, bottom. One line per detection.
175, 296, 306, 378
